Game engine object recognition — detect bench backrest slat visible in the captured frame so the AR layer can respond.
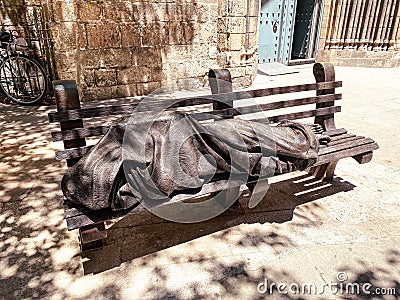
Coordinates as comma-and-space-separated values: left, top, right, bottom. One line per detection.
48, 81, 342, 123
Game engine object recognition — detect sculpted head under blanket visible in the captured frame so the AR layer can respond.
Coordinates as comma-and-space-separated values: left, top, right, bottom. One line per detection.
61, 112, 330, 211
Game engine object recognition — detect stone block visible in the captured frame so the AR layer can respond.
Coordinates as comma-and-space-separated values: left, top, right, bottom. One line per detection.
103, 2, 133, 22
95, 68, 117, 87
132, 47, 162, 67
120, 23, 141, 48
229, 33, 244, 50
233, 75, 252, 88
51, 22, 77, 51
79, 49, 100, 69
87, 23, 121, 49
228, 0, 247, 16
230, 50, 242, 65
79, 69, 96, 89
248, 16, 258, 33
115, 84, 138, 98
316, 49, 331, 63
209, 45, 218, 59
163, 45, 191, 62
248, 0, 260, 16
230, 66, 246, 78
117, 66, 151, 84
217, 52, 230, 66
386, 58, 400, 67
182, 22, 196, 44
218, 33, 229, 51
77, 23, 87, 50
136, 81, 162, 96
218, 0, 229, 17
167, 22, 183, 45
217, 18, 227, 33
143, 22, 168, 46
54, 51, 77, 73
335, 50, 352, 58
131, 2, 158, 24
185, 60, 208, 77
98, 48, 132, 68
197, 22, 216, 44
247, 32, 258, 48
192, 44, 213, 60
162, 62, 187, 80
350, 51, 367, 58
53, 0, 78, 22
198, 4, 212, 23
78, 1, 102, 21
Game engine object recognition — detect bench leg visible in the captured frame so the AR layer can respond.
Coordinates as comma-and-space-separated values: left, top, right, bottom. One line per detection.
308, 164, 329, 179
79, 222, 107, 252
246, 178, 270, 208
325, 160, 338, 181
216, 186, 241, 209
308, 160, 338, 181
353, 151, 373, 164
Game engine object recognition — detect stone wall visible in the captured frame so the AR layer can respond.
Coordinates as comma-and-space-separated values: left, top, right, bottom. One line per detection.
317, 0, 400, 67
47, 0, 260, 101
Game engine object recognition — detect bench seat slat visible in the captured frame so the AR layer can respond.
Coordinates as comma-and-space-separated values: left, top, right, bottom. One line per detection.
317, 141, 379, 164
324, 128, 347, 136
328, 136, 364, 146
319, 137, 376, 155
48, 81, 342, 123
329, 133, 356, 142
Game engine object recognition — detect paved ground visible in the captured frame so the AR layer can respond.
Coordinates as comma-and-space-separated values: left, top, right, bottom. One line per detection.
0, 65, 399, 300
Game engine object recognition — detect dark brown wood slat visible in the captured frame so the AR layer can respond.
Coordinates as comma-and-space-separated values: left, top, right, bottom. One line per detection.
329, 133, 356, 141
328, 136, 365, 146
55, 145, 93, 161
324, 128, 347, 136
192, 93, 342, 121
319, 137, 376, 155
48, 103, 140, 123
317, 142, 379, 165
48, 81, 342, 123
258, 106, 341, 124
52, 125, 110, 142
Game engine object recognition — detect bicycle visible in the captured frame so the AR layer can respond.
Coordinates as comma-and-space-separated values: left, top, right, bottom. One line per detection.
0, 30, 48, 105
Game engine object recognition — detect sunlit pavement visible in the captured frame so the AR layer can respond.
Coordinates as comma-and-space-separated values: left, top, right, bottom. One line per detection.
0, 65, 399, 299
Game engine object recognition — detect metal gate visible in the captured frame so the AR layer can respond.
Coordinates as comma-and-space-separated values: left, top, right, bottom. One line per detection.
258, 0, 296, 65
0, 4, 58, 97
291, 0, 323, 60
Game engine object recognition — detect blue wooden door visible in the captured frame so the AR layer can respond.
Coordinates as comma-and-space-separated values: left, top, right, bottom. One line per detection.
258, 0, 296, 65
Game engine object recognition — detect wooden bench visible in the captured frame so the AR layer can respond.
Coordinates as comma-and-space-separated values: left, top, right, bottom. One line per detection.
48, 63, 379, 251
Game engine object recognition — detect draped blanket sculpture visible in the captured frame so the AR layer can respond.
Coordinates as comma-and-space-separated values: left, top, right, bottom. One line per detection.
62, 112, 326, 211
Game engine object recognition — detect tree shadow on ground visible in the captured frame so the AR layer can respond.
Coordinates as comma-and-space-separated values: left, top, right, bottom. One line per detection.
82, 173, 356, 275
334, 249, 400, 299
0, 103, 124, 298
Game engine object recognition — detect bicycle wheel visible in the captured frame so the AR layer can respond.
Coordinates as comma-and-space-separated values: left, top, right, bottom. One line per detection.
0, 54, 48, 105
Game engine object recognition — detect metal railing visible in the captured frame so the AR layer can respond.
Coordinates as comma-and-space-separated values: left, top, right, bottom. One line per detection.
324, 0, 400, 51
